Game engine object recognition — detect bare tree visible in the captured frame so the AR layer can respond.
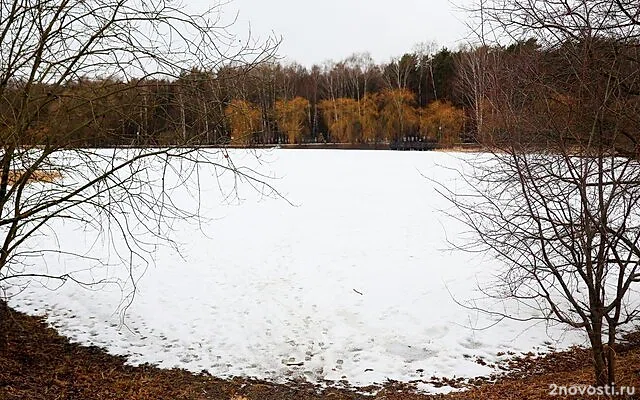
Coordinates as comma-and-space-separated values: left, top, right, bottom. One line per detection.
449, 0, 640, 387
382, 55, 415, 91
412, 41, 437, 106
455, 45, 494, 142
0, 0, 279, 332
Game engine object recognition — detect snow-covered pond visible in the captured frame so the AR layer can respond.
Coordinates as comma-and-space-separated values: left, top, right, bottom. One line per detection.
6, 149, 583, 391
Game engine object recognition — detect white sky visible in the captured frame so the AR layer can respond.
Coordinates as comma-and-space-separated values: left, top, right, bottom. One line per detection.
217, 0, 473, 66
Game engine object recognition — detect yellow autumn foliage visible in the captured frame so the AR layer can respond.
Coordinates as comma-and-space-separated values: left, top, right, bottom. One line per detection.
419, 100, 465, 146
275, 97, 310, 144
318, 98, 362, 143
224, 99, 262, 145
378, 89, 418, 141
360, 93, 381, 143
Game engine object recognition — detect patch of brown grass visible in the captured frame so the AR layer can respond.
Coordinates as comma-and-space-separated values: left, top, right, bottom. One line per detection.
435, 145, 484, 153
6, 170, 61, 185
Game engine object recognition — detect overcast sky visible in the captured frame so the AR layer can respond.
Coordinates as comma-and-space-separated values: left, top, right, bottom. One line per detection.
219, 0, 473, 66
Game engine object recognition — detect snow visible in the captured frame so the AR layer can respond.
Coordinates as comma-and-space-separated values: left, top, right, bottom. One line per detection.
6, 149, 585, 392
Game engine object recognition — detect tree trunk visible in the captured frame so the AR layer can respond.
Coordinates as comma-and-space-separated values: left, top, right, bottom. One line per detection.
589, 322, 610, 387
606, 345, 616, 386
0, 299, 8, 351
179, 91, 186, 142
202, 97, 209, 144
607, 327, 617, 386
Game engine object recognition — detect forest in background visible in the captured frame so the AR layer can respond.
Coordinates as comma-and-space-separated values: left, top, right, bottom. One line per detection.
2, 46, 467, 148
5, 38, 637, 150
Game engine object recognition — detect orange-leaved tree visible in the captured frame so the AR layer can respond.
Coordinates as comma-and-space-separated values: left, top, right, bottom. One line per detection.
419, 100, 464, 146
379, 88, 418, 141
274, 97, 310, 144
319, 98, 362, 143
224, 99, 262, 145
360, 93, 383, 144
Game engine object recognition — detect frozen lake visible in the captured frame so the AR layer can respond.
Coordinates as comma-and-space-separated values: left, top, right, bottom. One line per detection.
6, 149, 583, 392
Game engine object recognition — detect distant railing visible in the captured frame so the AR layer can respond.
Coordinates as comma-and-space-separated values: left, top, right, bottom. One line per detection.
389, 138, 439, 151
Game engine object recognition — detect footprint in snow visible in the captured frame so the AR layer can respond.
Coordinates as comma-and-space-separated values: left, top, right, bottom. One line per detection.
460, 337, 483, 350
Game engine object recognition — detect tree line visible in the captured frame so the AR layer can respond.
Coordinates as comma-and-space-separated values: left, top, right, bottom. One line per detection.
460, 37, 640, 155
5, 37, 640, 150
3, 47, 467, 148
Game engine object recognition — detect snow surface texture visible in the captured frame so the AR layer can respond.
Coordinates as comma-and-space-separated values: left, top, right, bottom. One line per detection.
7, 150, 584, 391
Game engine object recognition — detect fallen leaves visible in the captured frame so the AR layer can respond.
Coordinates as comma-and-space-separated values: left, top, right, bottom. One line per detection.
1, 301, 640, 400
6, 170, 61, 185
